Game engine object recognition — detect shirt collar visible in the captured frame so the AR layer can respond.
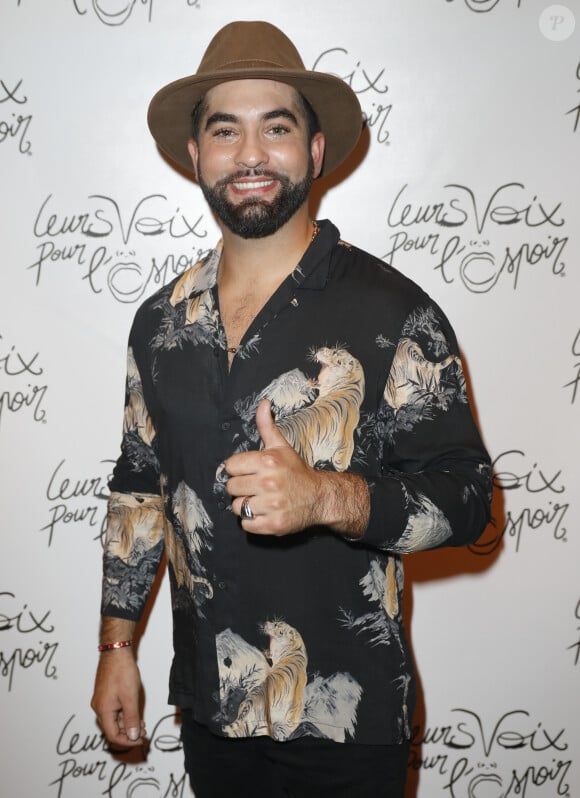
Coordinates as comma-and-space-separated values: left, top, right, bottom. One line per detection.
289, 219, 340, 291
171, 219, 339, 307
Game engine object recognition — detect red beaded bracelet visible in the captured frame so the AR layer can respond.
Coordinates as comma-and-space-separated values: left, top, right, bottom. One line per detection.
97, 640, 134, 652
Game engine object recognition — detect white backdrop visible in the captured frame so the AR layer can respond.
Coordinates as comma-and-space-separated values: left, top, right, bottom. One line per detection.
1, 1, 579, 796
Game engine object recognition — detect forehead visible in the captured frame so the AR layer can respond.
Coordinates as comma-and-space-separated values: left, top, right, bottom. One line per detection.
204, 78, 301, 116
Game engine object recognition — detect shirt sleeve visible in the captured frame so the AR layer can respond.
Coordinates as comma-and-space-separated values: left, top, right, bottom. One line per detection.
359, 302, 492, 553
100, 341, 165, 620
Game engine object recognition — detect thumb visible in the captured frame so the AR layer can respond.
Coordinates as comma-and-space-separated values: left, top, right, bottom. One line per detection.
256, 400, 288, 449
120, 692, 143, 742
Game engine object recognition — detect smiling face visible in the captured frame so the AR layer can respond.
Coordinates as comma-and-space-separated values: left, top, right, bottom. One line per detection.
187, 79, 325, 238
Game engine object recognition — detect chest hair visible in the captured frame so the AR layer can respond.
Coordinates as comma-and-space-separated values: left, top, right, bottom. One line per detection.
220, 290, 271, 368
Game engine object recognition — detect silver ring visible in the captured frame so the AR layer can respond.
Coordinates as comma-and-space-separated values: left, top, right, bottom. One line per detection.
240, 496, 254, 520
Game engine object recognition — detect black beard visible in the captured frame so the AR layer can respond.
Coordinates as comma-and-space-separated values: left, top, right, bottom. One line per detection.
197, 162, 314, 239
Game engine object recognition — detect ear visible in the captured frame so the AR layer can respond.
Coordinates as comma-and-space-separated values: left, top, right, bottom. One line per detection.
187, 138, 200, 181
310, 132, 326, 180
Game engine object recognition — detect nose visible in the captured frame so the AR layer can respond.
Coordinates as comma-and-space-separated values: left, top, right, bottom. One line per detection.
234, 131, 268, 170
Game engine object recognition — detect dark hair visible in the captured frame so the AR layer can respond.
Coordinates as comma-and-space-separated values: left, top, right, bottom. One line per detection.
191, 96, 209, 143
190, 87, 321, 143
295, 91, 321, 142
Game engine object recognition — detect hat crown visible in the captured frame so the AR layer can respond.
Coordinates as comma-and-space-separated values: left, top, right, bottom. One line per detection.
197, 21, 306, 75
147, 20, 362, 178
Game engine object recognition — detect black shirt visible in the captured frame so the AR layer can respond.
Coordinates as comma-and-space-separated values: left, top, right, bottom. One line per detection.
101, 220, 491, 744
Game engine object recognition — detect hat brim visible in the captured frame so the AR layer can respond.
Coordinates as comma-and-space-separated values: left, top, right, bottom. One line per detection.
147, 69, 362, 178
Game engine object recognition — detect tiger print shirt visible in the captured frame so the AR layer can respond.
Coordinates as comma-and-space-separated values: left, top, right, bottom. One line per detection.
101, 219, 492, 745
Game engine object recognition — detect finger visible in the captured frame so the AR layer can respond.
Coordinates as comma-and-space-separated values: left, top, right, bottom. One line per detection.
99, 709, 143, 748
255, 400, 288, 449
121, 704, 143, 743
225, 475, 259, 498
233, 495, 259, 520
224, 450, 262, 477
119, 711, 148, 741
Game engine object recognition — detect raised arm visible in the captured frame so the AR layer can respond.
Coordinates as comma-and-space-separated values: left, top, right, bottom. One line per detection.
225, 303, 491, 552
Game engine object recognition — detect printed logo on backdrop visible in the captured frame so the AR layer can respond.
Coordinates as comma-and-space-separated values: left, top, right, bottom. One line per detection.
51, 712, 187, 797
410, 708, 572, 797
0, 333, 48, 430
28, 193, 211, 303
71, 0, 200, 25
563, 326, 580, 404
0, 78, 33, 156
567, 598, 580, 667
383, 182, 568, 293
40, 458, 113, 547
470, 449, 569, 555
444, 0, 522, 12
311, 49, 393, 148
566, 61, 580, 134
539, 5, 576, 43
0, 591, 59, 691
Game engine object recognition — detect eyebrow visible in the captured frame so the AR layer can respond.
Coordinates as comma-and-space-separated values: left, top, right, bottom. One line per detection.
263, 108, 299, 125
204, 107, 300, 130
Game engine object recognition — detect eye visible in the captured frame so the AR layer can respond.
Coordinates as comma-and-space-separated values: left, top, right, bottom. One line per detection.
212, 127, 237, 139
267, 124, 291, 136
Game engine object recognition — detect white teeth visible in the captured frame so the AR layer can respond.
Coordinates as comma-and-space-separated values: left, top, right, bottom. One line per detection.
232, 180, 274, 190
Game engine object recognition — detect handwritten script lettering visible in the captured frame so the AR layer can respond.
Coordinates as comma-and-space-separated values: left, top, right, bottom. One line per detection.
41, 459, 114, 546
312, 48, 392, 147
0, 334, 48, 429
563, 328, 580, 404
0, 592, 58, 691
384, 182, 568, 293
470, 449, 569, 555
410, 707, 571, 798
0, 591, 54, 634
28, 193, 210, 302
72, 0, 153, 24
51, 712, 186, 797
565, 61, 580, 134
444, 0, 522, 12
0, 77, 32, 155
567, 598, 580, 667
71, 0, 200, 25
0, 79, 27, 105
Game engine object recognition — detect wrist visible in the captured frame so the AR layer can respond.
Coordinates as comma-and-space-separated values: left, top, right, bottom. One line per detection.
99, 616, 137, 652
98, 639, 134, 652
313, 471, 369, 537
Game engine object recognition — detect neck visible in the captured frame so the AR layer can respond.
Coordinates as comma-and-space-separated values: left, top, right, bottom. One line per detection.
217, 207, 315, 291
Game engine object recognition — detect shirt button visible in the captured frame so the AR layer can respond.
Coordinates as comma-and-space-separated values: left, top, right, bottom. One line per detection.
221, 421, 231, 431
217, 500, 226, 510
218, 581, 227, 590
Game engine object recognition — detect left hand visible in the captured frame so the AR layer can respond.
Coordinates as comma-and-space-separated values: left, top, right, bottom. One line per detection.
224, 399, 322, 535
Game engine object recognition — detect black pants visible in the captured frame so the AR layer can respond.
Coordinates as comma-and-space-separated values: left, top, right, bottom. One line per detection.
181, 712, 409, 798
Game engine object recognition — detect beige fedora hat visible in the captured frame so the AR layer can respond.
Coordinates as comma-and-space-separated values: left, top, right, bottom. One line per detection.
147, 20, 362, 177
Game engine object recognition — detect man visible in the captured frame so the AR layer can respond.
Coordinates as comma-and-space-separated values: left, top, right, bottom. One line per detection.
91, 20, 492, 798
